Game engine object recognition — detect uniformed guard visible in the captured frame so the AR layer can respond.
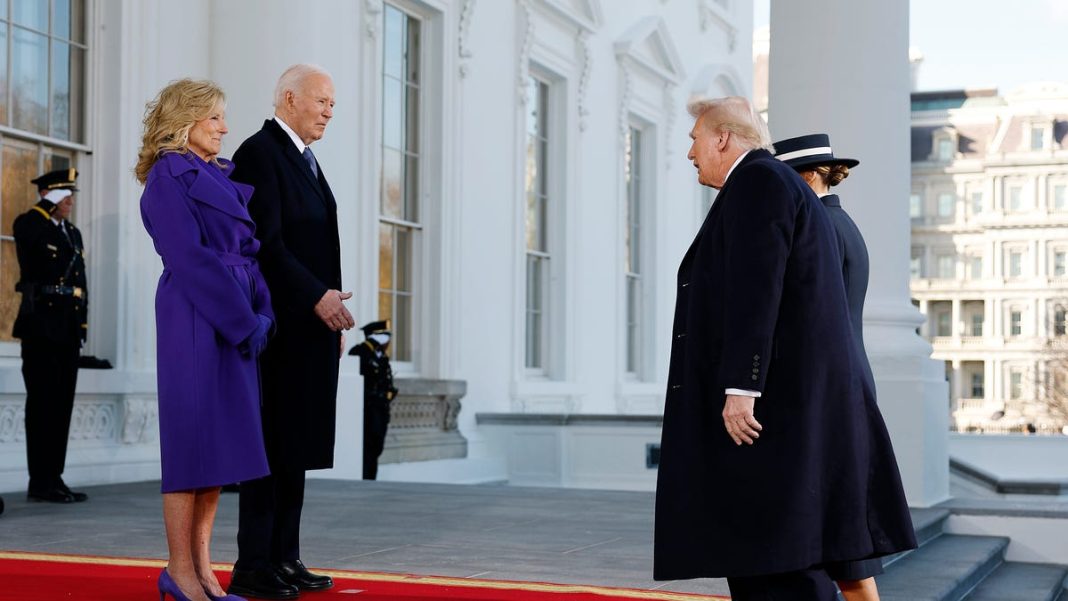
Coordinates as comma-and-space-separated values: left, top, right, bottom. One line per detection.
13, 168, 89, 503
348, 320, 398, 480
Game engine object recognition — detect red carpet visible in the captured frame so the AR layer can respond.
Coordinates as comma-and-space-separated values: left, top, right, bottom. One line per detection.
0, 552, 727, 600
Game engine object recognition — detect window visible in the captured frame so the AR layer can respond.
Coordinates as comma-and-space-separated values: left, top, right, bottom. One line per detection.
378, 4, 422, 363
1054, 251, 1066, 277
937, 193, 955, 217
971, 372, 984, 398
524, 76, 551, 370
937, 255, 955, 279
1010, 310, 1022, 336
969, 256, 983, 280
624, 125, 643, 374
909, 194, 922, 219
1008, 186, 1023, 212
910, 247, 924, 279
1031, 125, 1045, 151
971, 314, 984, 337
0, 2, 87, 343
936, 312, 951, 337
937, 138, 954, 161
971, 191, 983, 215
1010, 370, 1023, 399
1055, 307, 1067, 337
1008, 250, 1023, 278
1054, 185, 1067, 211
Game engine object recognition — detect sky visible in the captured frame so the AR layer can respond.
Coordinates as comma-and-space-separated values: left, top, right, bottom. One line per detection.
753, 0, 1068, 93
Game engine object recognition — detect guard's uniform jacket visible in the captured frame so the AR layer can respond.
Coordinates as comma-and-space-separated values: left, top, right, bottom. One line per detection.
351, 340, 397, 480
12, 198, 88, 498
13, 199, 88, 344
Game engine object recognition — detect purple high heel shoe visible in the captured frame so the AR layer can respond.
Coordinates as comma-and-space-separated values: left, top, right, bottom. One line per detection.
157, 569, 193, 601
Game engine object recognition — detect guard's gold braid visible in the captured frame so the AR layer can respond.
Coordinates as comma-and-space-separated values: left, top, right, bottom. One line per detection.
0, 551, 727, 600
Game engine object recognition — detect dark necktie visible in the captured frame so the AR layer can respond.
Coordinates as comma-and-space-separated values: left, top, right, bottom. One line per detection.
303, 147, 318, 179
57, 222, 70, 243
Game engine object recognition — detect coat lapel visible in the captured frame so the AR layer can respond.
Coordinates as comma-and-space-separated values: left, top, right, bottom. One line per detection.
263, 119, 328, 204
162, 152, 253, 223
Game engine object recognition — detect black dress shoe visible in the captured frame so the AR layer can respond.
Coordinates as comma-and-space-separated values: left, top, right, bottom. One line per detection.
275, 560, 333, 591
57, 481, 88, 502
27, 487, 74, 503
228, 567, 299, 600
0, 495, 5, 516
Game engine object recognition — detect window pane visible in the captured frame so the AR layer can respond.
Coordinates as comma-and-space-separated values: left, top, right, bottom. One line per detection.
971, 314, 983, 336
403, 154, 418, 222
626, 276, 640, 373
938, 194, 954, 217
405, 14, 420, 84
909, 194, 922, 217
1009, 187, 1022, 211
2, 141, 40, 237
382, 77, 403, 151
405, 84, 419, 154
525, 255, 543, 369
383, 6, 404, 79
970, 257, 982, 279
13, 0, 48, 31
394, 293, 411, 361
0, 25, 8, 125
1055, 185, 1067, 211
0, 241, 20, 342
971, 192, 982, 214
380, 147, 402, 218
52, 40, 71, 139
1031, 127, 1044, 151
378, 223, 394, 291
12, 27, 49, 134
937, 313, 951, 336
395, 226, 411, 292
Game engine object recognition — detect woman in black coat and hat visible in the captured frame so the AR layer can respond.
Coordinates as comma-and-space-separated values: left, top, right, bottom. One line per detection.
774, 133, 882, 601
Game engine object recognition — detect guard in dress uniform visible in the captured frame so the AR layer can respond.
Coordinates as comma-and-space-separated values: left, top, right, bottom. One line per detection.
12, 168, 89, 504
348, 320, 398, 480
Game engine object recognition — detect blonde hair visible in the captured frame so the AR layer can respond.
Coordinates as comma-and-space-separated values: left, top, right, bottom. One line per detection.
686, 96, 774, 152
135, 79, 226, 184
809, 164, 851, 187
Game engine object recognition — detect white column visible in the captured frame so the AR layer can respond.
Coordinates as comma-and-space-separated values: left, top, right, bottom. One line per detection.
952, 360, 963, 402
769, 0, 949, 506
919, 299, 930, 338
951, 299, 962, 339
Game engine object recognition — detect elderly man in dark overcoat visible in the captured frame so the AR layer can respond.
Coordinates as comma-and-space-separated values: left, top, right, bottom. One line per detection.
653, 96, 916, 600
227, 64, 354, 600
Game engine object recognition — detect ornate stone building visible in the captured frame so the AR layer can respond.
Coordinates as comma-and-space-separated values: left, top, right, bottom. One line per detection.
910, 82, 1068, 434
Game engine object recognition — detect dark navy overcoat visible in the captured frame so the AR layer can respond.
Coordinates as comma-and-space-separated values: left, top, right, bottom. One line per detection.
140, 152, 273, 492
653, 150, 916, 580
231, 119, 343, 472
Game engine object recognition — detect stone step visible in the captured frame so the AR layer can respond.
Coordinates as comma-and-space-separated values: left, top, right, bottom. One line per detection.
884, 507, 954, 568
879, 534, 1008, 601
964, 562, 1068, 601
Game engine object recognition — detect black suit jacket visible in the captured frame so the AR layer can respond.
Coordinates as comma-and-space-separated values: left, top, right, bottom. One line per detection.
231, 119, 342, 471
654, 150, 915, 580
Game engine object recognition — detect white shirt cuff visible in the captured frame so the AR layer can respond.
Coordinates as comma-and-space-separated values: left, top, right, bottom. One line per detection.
726, 388, 762, 398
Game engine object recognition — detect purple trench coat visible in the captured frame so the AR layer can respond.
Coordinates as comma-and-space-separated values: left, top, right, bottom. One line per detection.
140, 152, 272, 493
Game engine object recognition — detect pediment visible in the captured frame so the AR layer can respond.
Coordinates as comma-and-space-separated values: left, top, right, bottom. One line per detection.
614, 17, 685, 83
537, 0, 602, 32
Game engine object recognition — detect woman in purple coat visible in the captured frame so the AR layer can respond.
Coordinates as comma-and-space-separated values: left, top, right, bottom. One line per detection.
136, 79, 273, 601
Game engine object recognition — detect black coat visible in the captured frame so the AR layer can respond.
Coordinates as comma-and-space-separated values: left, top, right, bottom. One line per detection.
822, 194, 876, 393
231, 119, 342, 471
12, 201, 88, 344
653, 150, 915, 580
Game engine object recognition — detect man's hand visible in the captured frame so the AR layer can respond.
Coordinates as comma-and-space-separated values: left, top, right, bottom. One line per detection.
314, 290, 354, 331
722, 394, 762, 446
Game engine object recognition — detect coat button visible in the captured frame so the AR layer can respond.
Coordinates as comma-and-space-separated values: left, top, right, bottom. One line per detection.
752, 361, 759, 367
752, 368, 759, 374
753, 354, 760, 360
751, 375, 758, 381
675, 333, 686, 339
680, 282, 690, 288
670, 384, 682, 390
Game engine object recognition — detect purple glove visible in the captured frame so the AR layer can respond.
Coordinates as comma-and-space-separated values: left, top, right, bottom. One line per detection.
241, 314, 274, 358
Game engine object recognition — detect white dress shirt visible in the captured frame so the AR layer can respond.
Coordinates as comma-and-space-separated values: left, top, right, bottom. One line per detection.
273, 116, 307, 154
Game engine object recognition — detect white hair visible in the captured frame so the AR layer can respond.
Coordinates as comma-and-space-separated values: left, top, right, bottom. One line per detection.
273, 64, 333, 108
686, 95, 774, 152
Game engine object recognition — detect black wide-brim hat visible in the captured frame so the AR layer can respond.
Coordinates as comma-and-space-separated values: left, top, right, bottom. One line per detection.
772, 133, 859, 170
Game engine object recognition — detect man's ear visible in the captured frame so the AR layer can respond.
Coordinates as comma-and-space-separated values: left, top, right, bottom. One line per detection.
716, 130, 730, 151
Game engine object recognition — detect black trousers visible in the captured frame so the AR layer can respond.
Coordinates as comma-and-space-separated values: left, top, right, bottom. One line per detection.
727, 569, 839, 601
21, 336, 80, 490
363, 398, 390, 480
236, 469, 306, 570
